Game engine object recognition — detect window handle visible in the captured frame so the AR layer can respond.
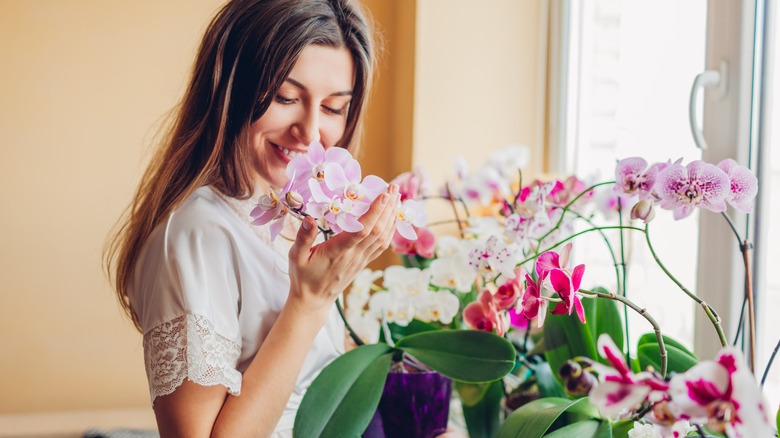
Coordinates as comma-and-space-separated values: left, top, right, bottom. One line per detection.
689, 61, 728, 150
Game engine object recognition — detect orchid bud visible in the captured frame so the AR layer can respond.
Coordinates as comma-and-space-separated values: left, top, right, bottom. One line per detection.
630, 199, 656, 223
285, 191, 304, 210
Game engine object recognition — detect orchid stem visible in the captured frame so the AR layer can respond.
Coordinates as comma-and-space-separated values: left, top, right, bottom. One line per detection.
535, 181, 616, 244
742, 240, 756, 372
335, 299, 364, 347
580, 288, 667, 377
617, 198, 631, 361
516, 225, 646, 267
720, 211, 743, 243
760, 338, 780, 387
644, 224, 727, 347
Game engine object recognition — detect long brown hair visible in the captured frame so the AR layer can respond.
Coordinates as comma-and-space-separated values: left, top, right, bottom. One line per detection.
105, 0, 376, 331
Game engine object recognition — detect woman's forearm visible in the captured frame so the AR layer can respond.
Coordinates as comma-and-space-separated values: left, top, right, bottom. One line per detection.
211, 298, 331, 437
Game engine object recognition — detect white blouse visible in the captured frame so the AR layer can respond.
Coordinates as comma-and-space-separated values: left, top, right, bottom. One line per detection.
128, 186, 345, 435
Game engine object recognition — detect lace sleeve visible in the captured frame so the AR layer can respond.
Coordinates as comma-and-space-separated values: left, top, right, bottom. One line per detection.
143, 314, 243, 403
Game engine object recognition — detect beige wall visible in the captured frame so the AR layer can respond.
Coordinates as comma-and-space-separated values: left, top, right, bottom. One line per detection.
0, 0, 543, 420
0, 0, 226, 414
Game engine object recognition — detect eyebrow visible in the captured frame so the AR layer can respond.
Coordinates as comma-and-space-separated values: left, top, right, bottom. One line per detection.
285, 78, 353, 97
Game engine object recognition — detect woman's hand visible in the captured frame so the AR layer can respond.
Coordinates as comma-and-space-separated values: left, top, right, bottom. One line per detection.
287, 184, 400, 314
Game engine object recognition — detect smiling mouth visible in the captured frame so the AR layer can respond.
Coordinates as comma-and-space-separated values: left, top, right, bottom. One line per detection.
272, 143, 304, 159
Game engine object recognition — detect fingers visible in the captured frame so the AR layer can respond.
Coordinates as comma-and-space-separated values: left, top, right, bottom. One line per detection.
289, 216, 318, 266
347, 184, 399, 247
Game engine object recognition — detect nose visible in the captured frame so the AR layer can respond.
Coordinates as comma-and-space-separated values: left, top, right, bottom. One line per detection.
291, 109, 320, 146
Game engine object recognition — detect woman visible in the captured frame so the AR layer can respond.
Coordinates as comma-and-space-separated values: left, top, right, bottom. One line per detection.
105, 0, 398, 435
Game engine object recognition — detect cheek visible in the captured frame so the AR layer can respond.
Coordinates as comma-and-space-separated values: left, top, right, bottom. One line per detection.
320, 118, 349, 147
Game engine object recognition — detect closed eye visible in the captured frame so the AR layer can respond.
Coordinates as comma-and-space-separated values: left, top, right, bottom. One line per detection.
322, 105, 346, 116
275, 95, 296, 105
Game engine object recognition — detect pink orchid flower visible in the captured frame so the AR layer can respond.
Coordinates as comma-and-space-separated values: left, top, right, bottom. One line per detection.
507, 307, 530, 329
519, 272, 548, 327
654, 160, 730, 220
250, 177, 297, 241
463, 290, 507, 336
287, 141, 355, 201
535, 242, 573, 278
717, 159, 758, 214
391, 226, 436, 258
493, 269, 523, 310
391, 166, 428, 201
306, 196, 370, 234
668, 347, 773, 437
615, 157, 670, 200
589, 334, 669, 418
394, 199, 428, 240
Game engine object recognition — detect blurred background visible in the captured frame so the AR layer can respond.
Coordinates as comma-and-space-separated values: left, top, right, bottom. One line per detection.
1, 0, 776, 436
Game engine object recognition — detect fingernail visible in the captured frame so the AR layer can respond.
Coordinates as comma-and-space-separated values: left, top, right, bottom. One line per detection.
302, 218, 312, 231
381, 193, 389, 205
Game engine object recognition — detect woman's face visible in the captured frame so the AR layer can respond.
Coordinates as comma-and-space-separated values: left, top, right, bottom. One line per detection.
249, 44, 355, 189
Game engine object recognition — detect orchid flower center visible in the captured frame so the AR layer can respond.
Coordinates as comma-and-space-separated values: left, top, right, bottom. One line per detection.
679, 183, 703, 204
344, 183, 363, 201
314, 164, 326, 180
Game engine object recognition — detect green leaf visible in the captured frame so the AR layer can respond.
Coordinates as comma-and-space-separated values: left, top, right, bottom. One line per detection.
543, 420, 602, 437
528, 360, 567, 398
395, 330, 515, 382
637, 342, 698, 375
611, 419, 636, 438
543, 312, 598, 385
293, 344, 392, 438
378, 319, 439, 344
461, 379, 503, 438
454, 381, 491, 407
637, 332, 696, 358
497, 397, 598, 438
776, 405, 779, 438
583, 288, 624, 354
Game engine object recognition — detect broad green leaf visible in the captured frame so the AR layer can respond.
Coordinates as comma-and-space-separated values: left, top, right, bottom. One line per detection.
543, 312, 598, 385
294, 344, 392, 437
594, 420, 613, 438
543, 420, 600, 437
379, 319, 439, 344
454, 381, 491, 407
611, 419, 636, 438
395, 330, 515, 382
583, 288, 624, 354
637, 332, 696, 358
529, 360, 567, 398
497, 397, 597, 438
637, 343, 698, 375
461, 379, 503, 438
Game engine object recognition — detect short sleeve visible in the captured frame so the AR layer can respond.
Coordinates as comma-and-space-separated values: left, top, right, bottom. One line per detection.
129, 194, 244, 403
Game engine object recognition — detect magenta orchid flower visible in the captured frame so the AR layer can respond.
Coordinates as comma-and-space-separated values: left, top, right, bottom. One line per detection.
589, 334, 669, 418
717, 159, 758, 214
519, 272, 548, 327
668, 347, 773, 437
654, 160, 730, 220
535, 242, 573, 278
549, 265, 586, 323
615, 157, 670, 200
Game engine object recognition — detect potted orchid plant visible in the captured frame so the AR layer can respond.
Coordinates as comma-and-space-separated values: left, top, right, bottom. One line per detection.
251, 142, 777, 437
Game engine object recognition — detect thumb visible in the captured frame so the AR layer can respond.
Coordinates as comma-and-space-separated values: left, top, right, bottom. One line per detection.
290, 217, 317, 263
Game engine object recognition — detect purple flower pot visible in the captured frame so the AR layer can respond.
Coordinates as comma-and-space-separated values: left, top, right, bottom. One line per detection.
364, 370, 452, 438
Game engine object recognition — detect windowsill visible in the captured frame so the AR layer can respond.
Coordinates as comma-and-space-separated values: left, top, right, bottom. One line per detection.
0, 408, 157, 438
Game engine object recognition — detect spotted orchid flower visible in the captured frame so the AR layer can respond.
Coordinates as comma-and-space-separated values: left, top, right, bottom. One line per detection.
589, 334, 669, 418
615, 157, 671, 200
468, 235, 517, 282
654, 160, 730, 220
717, 159, 758, 214
668, 347, 773, 437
